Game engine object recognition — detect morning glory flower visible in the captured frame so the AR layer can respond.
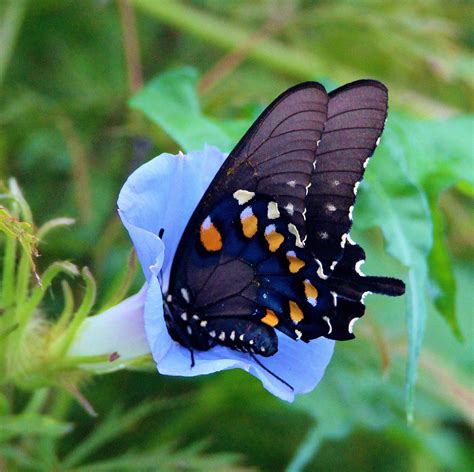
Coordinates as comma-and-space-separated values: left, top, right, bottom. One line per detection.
68, 285, 150, 372
117, 146, 335, 402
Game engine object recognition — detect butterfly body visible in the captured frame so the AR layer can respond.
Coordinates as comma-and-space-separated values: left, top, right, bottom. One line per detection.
163, 80, 405, 368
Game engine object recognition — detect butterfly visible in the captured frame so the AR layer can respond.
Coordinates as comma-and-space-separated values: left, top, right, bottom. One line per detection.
162, 80, 405, 386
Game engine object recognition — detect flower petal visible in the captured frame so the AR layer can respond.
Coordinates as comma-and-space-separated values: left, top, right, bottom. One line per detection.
145, 276, 334, 402
117, 146, 226, 289
69, 285, 150, 372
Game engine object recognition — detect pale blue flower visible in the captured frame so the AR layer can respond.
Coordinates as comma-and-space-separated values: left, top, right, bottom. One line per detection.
117, 146, 335, 402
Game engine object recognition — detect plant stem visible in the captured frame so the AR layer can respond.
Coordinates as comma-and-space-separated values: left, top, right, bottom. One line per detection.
2, 236, 17, 310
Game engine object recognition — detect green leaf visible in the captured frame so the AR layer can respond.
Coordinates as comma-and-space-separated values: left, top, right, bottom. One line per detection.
388, 114, 473, 338
356, 123, 433, 421
427, 196, 461, 339
130, 67, 246, 153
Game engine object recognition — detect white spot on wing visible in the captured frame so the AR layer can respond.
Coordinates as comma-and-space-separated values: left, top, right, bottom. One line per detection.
319, 231, 328, 240
323, 316, 333, 334
230, 331, 236, 341
361, 291, 372, 304
284, 203, 294, 215
202, 216, 212, 230
288, 223, 304, 247
363, 157, 370, 169
219, 331, 226, 341
331, 291, 338, 307
355, 259, 366, 276
341, 233, 348, 248
287, 180, 296, 187
295, 329, 303, 339
181, 312, 187, 321
267, 201, 280, 219
181, 288, 190, 303
348, 205, 354, 221
233, 189, 255, 205
200, 320, 208, 327
348, 317, 360, 334
326, 203, 336, 212
209, 330, 216, 338
376, 137, 381, 146
333, 180, 340, 186
330, 260, 338, 271
353, 181, 360, 196
347, 234, 356, 245
316, 259, 328, 280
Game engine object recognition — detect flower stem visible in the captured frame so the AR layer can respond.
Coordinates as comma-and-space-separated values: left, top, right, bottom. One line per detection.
2, 235, 17, 309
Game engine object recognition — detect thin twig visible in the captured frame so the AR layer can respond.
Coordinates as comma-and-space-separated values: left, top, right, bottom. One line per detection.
198, 8, 293, 95
118, 0, 143, 93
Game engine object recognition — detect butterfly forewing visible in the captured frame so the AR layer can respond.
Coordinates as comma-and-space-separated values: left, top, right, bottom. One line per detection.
175, 82, 328, 257
305, 80, 388, 274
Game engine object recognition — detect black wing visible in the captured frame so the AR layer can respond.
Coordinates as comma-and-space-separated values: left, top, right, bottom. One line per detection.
167, 83, 329, 354
177, 82, 329, 256
305, 80, 388, 274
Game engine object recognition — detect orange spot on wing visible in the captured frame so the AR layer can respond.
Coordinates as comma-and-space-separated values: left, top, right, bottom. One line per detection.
200, 219, 223, 251
265, 230, 284, 252
241, 214, 258, 238
303, 280, 318, 299
289, 300, 304, 324
286, 253, 305, 273
261, 309, 279, 327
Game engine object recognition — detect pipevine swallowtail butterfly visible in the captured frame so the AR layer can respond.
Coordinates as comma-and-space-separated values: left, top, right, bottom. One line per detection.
163, 80, 405, 387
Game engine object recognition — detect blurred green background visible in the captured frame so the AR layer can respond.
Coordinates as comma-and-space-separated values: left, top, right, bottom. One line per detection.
1, 1, 473, 471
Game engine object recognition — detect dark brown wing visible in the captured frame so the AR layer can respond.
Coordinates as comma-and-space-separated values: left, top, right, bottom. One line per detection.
305, 80, 388, 274
176, 82, 328, 259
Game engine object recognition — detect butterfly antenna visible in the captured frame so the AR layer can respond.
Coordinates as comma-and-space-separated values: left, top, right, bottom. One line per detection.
249, 353, 294, 391
155, 228, 166, 285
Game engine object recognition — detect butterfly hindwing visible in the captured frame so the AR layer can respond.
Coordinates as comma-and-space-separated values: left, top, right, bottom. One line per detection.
305, 80, 388, 274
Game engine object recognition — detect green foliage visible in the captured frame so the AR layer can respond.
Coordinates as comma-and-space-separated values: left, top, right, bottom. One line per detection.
1, 1, 472, 471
